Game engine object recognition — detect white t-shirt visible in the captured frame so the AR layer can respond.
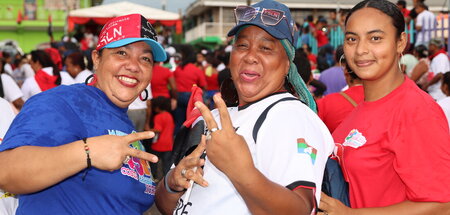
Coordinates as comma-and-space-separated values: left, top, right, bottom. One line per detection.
21, 67, 56, 101
174, 93, 334, 215
59, 71, 75, 86
74, 69, 93, 84
21, 63, 35, 80
429, 53, 450, 100
3, 63, 13, 76
128, 85, 152, 110
437, 97, 450, 131
415, 10, 436, 46
0, 97, 18, 215
1, 74, 23, 103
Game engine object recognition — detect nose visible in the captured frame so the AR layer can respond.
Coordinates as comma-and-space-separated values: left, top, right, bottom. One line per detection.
124, 56, 140, 73
242, 47, 258, 65
355, 40, 369, 56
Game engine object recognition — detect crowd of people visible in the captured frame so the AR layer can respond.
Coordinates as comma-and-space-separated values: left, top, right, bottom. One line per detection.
0, 0, 449, 214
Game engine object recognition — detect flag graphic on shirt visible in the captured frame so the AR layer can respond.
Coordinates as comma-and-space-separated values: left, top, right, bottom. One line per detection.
297, 138, 317, 164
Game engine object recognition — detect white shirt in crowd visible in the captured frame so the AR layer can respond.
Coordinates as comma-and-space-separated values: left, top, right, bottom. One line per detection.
437, 97, 450, 131
128, 84, 152, 110
415, 10, 436, 46
1, 74, 23, 103
74, 69, 93, 84
3, 63, 13, 76
60, 71, 76, 86
429, 53, 450, 100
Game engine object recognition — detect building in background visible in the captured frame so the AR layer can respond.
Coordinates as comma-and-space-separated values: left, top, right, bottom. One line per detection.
0, 0, 93, 53
183, 0, 449, 49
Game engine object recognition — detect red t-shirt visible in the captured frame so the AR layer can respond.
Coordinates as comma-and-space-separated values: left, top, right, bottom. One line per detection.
317, 85, 364, 133
174, 63, 207, 92
332, 77, 450, 208
206, 73, 219, 91
151, 111, 175, 152
151, 65, 173, 98
316, 30, 329, 47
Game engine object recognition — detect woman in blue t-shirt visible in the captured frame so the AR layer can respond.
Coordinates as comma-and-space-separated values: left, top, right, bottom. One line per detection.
0, 14, 167, 214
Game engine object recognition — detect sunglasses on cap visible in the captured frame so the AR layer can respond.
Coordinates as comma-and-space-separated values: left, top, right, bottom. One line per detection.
234, 5, 295, 38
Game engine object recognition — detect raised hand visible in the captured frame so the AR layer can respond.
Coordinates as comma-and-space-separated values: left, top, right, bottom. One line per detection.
194, 93, 254, 180
87, 131, 158, 171
168, 138, 208, 191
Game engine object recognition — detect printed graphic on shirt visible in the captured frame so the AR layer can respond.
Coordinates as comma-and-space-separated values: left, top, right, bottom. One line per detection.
108, 129, 155, 195
297, 138, 317, 164
174, 198, 192, 215
343, 129, 366, 148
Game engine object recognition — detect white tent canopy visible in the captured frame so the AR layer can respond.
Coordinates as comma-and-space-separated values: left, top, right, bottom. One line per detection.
69, 1, 180, 20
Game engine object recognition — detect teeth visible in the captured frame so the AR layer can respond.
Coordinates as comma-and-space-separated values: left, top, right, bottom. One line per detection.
118, 76, 137, 84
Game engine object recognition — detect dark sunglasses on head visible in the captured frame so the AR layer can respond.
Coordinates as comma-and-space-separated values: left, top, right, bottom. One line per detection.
234, 5, 295, 38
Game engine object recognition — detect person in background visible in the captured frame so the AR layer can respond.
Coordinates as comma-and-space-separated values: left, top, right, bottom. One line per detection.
156, 1, 334, 214
399, 44, 418, 75
148, 96, 175, 181
409, 44, 431, 88
128, 84, 152, 132
0, 97, 18, 215
437, 71, 450, 130
422, 38, 449, 100
319, 1, 450, 214
173, 44, 207, 134
12, 55, 35, 87
319, 46, 347, 95
21, 50, 62, 101
414, 1, 436, 47
317, 63, 364, 133
203, 53, 221, 109
0, 58, 24, 111
64, 51, 93, 83
0, 13, 165, 214
150, 58, 177, 114
396, 0, 410, 18
2, 52, 14, 76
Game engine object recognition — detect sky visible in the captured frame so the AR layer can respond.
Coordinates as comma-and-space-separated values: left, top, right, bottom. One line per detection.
101, 0, 196, 14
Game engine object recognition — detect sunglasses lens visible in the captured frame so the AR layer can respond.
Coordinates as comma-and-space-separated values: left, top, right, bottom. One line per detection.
235, 6, 256, 22
261, 9, 284, 25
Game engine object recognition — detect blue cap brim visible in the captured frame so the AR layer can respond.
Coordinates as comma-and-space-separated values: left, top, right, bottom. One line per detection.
228, 22, 291, 45
103, 38, 167, 62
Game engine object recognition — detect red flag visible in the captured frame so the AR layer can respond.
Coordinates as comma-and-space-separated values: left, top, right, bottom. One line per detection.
47, 14, 53, 37
17, 10, 23, 24
183, 85, 204, 127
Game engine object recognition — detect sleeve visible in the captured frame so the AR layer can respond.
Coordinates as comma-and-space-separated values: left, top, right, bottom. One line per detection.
0, 92, 87, 152
1, 74, 23, 102
255, 102, 334, 202
391, 111, 450, 202
416, 13, 423, 27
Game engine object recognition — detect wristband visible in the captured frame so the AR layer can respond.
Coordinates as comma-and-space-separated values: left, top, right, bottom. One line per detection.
81, 138, 91, 181
164, 169, 185, 193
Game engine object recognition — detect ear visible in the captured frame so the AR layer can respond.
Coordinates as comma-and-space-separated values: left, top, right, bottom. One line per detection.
91, 50, 100, 71
397, 32, 407, 54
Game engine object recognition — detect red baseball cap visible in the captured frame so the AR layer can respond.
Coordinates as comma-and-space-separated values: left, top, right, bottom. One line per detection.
96, 14, 166, 62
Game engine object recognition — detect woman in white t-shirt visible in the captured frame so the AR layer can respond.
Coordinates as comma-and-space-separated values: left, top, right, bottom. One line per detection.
0, 59, 24, 110
64, 51, 93, 84
21, 50, 62, 101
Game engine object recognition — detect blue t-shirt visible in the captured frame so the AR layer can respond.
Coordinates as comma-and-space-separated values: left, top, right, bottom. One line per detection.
0, 84, 156, 215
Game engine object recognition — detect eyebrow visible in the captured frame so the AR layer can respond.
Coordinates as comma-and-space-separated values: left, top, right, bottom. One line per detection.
345, 29, 385, 36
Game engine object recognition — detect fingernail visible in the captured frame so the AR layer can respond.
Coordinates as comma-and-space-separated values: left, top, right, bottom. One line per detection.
152, 156, 158, 163
194, 101, 201, 108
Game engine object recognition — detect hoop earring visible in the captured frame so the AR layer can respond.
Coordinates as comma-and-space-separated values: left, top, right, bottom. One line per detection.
85, 74, 97, 86
398, 53, 404, 73
139, 89, 148, 101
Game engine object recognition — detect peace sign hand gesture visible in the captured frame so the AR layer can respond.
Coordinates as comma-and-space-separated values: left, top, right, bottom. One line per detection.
195, 94, 254, 180
87, 131, 158, 171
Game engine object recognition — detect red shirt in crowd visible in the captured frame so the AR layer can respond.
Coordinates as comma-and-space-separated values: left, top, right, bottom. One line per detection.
332, 77, 450, 208
151, 64, 173, 98
317, 85, 364, 133
206, 73, 219, 91
174, 63, 207, 92
151, 111, 175, 152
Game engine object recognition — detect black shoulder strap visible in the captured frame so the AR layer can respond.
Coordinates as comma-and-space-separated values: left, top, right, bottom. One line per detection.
252, 97, 299, 143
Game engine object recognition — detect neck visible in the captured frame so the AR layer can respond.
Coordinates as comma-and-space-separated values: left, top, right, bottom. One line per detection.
363, 69, 404, 102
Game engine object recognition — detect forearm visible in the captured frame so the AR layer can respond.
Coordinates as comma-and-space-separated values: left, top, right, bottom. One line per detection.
350, 201, 450, 215
428, 73, 443, 86
230, 167, 312, 215
0, 141, 86, 194
155, 176, 185, 215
